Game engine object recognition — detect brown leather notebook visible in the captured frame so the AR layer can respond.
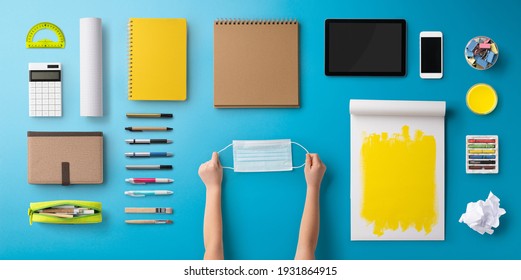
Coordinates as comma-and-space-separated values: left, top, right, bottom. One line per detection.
27, 132, 104, 185
214, 19, 299, 108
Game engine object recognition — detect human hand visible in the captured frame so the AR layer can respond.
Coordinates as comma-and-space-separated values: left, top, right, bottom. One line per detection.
304, 153, 326, 190
198, 152, 223, 191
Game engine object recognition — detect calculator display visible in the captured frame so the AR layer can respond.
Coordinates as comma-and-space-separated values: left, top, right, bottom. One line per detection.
30, 70, 61, 81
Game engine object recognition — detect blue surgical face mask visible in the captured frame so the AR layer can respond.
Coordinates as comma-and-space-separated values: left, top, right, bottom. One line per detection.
218, 139, 309, 172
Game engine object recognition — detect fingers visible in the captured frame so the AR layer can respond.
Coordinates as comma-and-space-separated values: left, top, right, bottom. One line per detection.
313, 154, 325, 171
211, 152, 220, 166
307, 153, 318, 166
310, 154, 321, 165
307, 154, 325, 170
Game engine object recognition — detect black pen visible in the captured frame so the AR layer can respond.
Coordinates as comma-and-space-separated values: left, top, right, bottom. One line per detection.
125, 139, 173, 144
126, 113, 173, 118
126, 165, 173, 170
125, 127, 173, 132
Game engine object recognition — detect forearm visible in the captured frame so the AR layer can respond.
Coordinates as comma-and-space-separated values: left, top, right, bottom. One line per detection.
203, 187, 223, 259
295, 186, 320, 259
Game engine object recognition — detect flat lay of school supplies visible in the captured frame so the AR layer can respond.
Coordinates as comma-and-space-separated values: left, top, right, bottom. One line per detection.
11, 2, 518, 265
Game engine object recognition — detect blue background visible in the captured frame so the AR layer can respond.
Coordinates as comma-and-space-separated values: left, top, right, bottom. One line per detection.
0, 0, 519, 260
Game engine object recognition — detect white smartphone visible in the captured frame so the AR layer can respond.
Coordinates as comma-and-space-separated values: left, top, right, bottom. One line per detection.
420, 31, 443, 79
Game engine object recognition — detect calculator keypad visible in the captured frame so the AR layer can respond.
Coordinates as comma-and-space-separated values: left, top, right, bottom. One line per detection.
29, 81, 62, 117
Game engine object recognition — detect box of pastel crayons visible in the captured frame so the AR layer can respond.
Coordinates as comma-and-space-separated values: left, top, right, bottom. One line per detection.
466, 135, 498, 174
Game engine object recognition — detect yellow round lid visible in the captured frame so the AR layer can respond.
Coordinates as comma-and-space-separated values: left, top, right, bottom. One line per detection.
466, 83, 498, 115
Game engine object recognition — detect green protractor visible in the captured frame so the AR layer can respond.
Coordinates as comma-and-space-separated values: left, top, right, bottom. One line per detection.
26, 22, 65, 48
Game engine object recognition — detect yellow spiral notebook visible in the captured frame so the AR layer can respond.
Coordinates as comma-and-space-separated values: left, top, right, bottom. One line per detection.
128, 18, 187, 101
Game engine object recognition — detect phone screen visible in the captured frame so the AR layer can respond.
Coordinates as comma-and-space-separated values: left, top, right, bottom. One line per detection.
421, 37, 442, 73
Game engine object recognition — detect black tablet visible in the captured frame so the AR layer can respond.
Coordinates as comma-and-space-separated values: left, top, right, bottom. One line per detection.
325, 19, 406, 76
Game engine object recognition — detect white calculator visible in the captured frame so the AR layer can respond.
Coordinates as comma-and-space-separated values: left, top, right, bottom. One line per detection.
29, 63, 62, 117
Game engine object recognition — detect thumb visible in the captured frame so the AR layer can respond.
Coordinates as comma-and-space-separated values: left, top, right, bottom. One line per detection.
211, 152, 220, 165
305, 153, 312, 168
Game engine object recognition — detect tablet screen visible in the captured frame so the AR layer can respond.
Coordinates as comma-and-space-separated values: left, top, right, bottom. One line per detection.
325, 19, 406, 76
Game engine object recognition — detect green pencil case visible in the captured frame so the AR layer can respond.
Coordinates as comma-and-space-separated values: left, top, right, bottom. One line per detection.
28, 200, 102, 225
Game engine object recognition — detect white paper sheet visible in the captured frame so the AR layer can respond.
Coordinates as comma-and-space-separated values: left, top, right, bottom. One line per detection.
80, 18, 103, 117
350, 99, 446, 241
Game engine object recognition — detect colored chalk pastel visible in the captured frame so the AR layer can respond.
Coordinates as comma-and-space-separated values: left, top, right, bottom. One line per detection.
468, 144, 495, 148
468, 166, 484, 170
468, 149, 496, 154
467, 40, 478, 51
469, 155, 496, 159
468, 139, 496, 143
479, 43, 491, 49
465, 50, 474, 57
484, 38, 490, 44
468, 160, 496, 164
469, 165, 496, 170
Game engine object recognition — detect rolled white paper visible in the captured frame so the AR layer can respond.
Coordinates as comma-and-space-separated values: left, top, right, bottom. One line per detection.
80, 17, 103, 117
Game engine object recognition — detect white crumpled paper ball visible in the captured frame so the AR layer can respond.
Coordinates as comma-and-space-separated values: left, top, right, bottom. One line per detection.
459, 191, 506, 235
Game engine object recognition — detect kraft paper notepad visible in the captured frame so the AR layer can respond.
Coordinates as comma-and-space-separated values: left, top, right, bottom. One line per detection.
128, 18, 187, 101
27, 132, 104, 185
214, 19, 299, 108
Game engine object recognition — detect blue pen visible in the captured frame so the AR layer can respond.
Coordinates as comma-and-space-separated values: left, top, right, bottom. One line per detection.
124, 190, 173, 197
125, 152, 173, 157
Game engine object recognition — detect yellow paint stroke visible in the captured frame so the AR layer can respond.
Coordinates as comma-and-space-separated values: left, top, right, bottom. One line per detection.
360, 125, 437, 237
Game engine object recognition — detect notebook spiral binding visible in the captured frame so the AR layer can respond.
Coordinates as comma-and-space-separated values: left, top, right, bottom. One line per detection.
214, 19, 298, 25
128, 19, 133, 98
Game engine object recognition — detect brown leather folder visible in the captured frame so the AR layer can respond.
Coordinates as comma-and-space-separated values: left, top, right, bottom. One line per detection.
214, 19, 299, 108
27, 132, 104, 185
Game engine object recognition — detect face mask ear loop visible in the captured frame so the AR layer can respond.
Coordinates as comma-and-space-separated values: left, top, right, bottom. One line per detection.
217, 143, 234, 170
291, 141, 310, 169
